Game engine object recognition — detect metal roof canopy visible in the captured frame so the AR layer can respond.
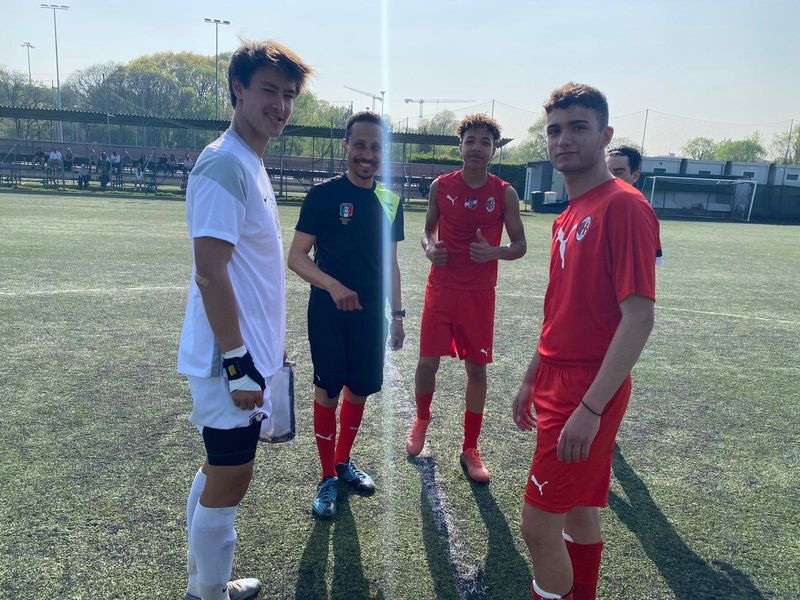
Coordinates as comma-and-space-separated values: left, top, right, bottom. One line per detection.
0, 106, 512, 147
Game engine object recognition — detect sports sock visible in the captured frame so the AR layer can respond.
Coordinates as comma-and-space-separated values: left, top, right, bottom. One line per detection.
335, 398, 365, 465
532, 579, 573, 600
564, 538, 604, 600
186, 469, 207, 597
314, 401, 337, 479
462, 410, 484, 452
190, 503, 238, 600
415, 391, 433, 421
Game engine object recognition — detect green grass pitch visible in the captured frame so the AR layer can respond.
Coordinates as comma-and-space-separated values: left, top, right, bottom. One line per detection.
0, 191, 797, 599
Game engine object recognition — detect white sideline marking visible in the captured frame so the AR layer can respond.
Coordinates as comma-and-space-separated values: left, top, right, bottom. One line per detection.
0, 286, 184, 297
504, 293, 799, 326
388, 361, 486, 599
656, 305, 800, 326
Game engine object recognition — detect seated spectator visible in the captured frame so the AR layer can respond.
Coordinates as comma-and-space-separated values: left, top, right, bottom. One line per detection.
33, 148, 46, 169
158, 153, 168, 173
77, 164, 91, 189
183, 154, 194, 174
64, 148, 74, 171
168, 154, 178, 174
99, 171, 110, 190
133, 165, 145, 191
122, 150, 133, 172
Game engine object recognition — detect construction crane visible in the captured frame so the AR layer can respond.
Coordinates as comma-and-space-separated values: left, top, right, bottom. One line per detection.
344, 85, 385, 115
404, 98, 475, 120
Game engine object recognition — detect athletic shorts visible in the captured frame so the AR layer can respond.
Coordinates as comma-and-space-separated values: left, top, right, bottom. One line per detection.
524, 360, 630, 513
307, 291, 387, 399
419, 284, 495, 364
187, 375, 270, 466
201, 420, 261, 466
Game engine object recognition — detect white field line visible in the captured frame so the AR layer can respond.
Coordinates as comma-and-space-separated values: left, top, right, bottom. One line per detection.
504, 293, 800, 326
2, 286, 796, 326
0, 285, 185, 297
386, 358, 487, 599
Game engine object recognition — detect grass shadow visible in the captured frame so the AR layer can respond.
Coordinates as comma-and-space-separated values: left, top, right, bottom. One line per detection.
330, 490, 378, 600
468, 480, 533, 599
610, 446, 765, 600
295, 488, 379, 600
295, 513, 332, 599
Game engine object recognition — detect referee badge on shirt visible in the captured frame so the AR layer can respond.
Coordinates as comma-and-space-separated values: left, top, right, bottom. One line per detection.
486, 197, 496, 212
339, 203, 353, 224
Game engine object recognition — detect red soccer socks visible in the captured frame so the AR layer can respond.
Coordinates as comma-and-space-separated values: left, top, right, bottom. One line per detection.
565, 538, 604, 600
415, 391, 433, 420
313, 401, 337, 479
462, 409, 484, 451
334, 398, 365, 465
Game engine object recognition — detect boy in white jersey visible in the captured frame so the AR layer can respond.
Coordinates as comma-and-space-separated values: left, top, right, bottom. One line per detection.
177, 40, 312, 600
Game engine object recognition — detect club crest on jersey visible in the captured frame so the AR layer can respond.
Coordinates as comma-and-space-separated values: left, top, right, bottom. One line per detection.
464, 197, 478, 210
576, 215, 591, 241
339, 203, 354, 218
486, 197, 496, 212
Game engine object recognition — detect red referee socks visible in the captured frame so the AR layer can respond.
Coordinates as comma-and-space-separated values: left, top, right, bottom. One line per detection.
415, 392, 434, 420
462, 410, 484, 451
313, 401, 337, 479
565, 538, 604, 600
335, 398, 365, 465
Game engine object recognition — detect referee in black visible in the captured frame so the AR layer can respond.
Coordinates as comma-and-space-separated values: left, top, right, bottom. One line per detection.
287, 111, 405, 519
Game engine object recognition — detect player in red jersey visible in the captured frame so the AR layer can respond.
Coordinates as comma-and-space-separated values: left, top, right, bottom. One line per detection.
406, 114, 527, 483
512, 84, 660, 600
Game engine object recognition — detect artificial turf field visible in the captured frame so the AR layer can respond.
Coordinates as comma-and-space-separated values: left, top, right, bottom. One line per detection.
0, 191, 798, 600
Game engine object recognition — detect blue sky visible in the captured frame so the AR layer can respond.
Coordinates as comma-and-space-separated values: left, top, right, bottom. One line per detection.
2, 0, 798, 153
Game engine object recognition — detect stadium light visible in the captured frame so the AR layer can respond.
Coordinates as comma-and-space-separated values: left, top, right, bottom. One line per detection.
21, 42, 35, 85
40, 4, 69, 142
204, 18, 230, 121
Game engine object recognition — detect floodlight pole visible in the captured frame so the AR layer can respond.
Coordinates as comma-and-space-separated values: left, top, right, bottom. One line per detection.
21, 42, 35, 85
41, 4, 69, 142
204, 18, 230, 121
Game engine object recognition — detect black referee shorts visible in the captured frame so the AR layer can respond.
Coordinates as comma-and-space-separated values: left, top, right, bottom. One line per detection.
307, 291, 387, 399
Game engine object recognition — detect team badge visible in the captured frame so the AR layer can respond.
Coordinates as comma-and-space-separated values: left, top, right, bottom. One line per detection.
464, 197, 478, 210
486, 197, 496, 212
576, 215, 591, 241
339, 203, 354, 218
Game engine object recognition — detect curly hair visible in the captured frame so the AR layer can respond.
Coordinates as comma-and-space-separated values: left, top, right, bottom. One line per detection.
456, 113, 501, 142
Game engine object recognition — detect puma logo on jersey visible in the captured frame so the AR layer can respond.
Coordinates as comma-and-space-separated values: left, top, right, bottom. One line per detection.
556, 224, 578, 269
315, 432, 333, 442
480, 348, 489, 356
530, 473, 549, 495
447, 194, 458, 205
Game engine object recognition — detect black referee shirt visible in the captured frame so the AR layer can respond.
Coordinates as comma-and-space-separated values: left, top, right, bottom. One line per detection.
295, 174, 404, 304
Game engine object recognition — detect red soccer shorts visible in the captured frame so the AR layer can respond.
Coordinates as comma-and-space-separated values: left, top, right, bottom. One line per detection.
524, 360, 631, 513
419, 284, 495, 364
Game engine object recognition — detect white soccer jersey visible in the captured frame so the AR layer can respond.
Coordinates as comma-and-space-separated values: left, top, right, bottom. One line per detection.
177, 129, 286, 428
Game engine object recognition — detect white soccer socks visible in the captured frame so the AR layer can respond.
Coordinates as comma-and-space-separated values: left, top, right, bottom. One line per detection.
186, 469, 207, 597
190, 503, 238, 600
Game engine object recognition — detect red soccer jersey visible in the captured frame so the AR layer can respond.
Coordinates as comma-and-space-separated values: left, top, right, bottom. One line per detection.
538, 178, 660, 366
428, 170, 509, 290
